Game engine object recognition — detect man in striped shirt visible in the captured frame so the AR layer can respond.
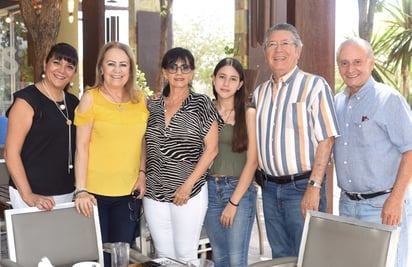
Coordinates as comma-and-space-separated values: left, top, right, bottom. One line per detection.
252, 23, 340, 258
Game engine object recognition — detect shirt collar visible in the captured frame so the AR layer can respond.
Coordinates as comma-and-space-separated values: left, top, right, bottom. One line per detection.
343, 76, 375, 99
270, 66, 299, 86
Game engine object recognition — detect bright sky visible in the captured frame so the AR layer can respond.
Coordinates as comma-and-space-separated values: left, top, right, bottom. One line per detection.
335, 0, 359, 45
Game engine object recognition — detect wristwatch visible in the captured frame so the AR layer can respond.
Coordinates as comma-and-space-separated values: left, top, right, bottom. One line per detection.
307, 179, 322, 189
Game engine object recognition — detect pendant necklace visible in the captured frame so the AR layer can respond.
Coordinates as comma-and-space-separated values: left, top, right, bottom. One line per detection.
224, 109, 234, 123
217, 103, 234, 124
103, 85, 124, 112
42, 79, 73, 173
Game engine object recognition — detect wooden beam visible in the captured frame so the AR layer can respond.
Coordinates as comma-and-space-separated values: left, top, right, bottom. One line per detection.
82, 1, 105, 88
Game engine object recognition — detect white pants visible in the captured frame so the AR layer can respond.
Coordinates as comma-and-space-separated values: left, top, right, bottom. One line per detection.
9, 186, 74, 209
143, 185, 208, 263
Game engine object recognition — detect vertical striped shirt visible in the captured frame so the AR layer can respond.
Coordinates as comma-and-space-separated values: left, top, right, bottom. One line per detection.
253, 67, 340, 176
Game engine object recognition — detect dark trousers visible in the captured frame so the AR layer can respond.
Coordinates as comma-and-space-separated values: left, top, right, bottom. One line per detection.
94, 194, 141, 266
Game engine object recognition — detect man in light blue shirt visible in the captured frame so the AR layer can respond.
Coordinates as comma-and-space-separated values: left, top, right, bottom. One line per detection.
334, 37, 412, 267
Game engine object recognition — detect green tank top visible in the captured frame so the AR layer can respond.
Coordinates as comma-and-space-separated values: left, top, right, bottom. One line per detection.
209, 124, 246, 178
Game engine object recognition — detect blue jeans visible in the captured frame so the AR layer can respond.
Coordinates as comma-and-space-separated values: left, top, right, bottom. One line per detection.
339, 188, 412, 267
204, 175, 257, 267
261, 177, 326, 258
94, 194, 140, 267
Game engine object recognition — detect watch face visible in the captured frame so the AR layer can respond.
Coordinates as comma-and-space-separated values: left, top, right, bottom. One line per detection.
308, 179, 321, 188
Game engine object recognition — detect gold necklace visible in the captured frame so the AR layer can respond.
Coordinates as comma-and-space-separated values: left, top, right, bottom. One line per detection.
103, 85, 124, 112
42, 79, 73, 173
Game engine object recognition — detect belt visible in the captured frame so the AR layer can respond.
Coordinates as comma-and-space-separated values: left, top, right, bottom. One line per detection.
344, 189, 392, 201
265, 171, 312, 184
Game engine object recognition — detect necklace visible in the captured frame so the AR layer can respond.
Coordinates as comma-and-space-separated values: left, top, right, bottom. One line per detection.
103, 86, 124, 112
217, 103, 234, 123
224, 109, 234, 122
42, 79, 73, 173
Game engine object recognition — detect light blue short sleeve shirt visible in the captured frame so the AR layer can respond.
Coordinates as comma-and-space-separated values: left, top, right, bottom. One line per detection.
334, 77, 412, 193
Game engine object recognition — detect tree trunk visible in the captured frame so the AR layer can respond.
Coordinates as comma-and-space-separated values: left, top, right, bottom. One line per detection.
155, 0, 173, 93
358, 0, 377, 41
19, 0, 62, 82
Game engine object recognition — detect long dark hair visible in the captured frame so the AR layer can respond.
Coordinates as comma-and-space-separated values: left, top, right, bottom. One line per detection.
212, 58, 248, 153
161, 47, 195, 97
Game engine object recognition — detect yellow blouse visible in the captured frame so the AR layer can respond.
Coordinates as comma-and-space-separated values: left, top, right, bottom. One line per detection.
74, 87, 149, 196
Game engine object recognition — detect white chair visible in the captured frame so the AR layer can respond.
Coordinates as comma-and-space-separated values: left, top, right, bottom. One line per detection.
248, 210, 400, 267
1, 202, 104, 267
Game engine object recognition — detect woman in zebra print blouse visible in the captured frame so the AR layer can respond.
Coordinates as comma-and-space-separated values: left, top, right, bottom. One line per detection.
143, 47, 223, 262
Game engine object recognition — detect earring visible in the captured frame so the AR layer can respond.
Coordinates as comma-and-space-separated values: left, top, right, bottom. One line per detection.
41, 73, 45, 79
69, 82, 74, 87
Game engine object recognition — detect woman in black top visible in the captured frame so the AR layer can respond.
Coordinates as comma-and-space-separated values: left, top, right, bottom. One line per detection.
5, 43, 79, 210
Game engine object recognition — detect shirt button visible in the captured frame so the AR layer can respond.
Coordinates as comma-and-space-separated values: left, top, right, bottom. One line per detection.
348, 106, 352, 109
345, 123, 349, 127
358, 124, 362, 128
348, 179, 352, 183
344, 142, 347, 145
343, 161, 347, 164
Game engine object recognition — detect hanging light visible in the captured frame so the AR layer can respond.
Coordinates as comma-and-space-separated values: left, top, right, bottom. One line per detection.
68, 0, 75, 23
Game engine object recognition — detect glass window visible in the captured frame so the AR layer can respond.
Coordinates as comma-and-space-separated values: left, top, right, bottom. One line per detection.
0, 10, 29, 115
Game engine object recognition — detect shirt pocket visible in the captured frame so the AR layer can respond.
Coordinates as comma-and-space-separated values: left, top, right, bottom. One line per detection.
288, 101, 307, 132
352, 119, 383, 147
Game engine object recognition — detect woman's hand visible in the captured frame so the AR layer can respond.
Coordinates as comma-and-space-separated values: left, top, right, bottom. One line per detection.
172, 183, 193, 206
74, 192, 97, 217
133, 176, 146, 199
24, 193, 55, 211
220, 203, 237, 227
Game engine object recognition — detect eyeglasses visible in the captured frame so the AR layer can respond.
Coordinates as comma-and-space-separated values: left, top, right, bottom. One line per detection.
265, 40, 296, 50
167, 64, 192, 74
128, 197, 144, 222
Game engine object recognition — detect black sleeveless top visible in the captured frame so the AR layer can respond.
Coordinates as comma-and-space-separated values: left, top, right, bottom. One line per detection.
7, 85, 79, 195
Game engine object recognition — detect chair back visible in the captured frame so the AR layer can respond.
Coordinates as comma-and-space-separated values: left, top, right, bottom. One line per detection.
297, 211, 400, 267
5, 202, 103, 267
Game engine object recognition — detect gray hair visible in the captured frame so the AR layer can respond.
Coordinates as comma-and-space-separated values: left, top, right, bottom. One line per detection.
263, 23, 303, 49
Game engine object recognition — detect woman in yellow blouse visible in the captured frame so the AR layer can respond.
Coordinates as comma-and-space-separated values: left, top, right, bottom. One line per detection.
73, 42, 148, 266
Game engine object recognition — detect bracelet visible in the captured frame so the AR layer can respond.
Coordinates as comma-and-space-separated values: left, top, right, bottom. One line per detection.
228, 198, 239, 207
139, 169, 146, 175
74, 188, 88, 197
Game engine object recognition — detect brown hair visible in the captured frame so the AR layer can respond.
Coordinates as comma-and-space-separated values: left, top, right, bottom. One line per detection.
212, 58, 248, 152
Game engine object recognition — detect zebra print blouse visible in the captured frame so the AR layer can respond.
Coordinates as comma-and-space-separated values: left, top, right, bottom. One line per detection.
145, 91, 222, 202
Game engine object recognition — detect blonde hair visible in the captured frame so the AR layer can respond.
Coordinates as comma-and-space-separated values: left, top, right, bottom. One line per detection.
91, 42, 138, 103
